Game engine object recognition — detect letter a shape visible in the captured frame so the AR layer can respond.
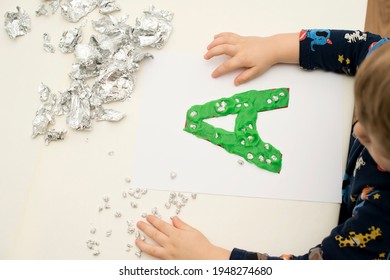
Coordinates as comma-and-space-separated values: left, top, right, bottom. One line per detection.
184, 88, 289, 173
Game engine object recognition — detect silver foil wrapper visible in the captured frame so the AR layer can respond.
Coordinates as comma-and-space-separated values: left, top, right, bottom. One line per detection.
59, 26, 82, 53
61, 0, 98, 22
38, 82, 51, 102
32, 104, 55, 138
92, 62, 135, 103
36, 4, 49, 17
44, 129, 67, 145
98, 0, 120, 15
4, 6, 31, 39
32, 84, 58, 138
95, 108, 125, 121
70, 42, 102, 79
132, 5, 174, 49
63, 80, 92, 130
49, 0, 60, 14
43, 33, 55, 53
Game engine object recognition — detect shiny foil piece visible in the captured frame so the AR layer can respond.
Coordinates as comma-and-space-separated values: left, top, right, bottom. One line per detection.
61, 0, 98, 22
133, 5, 174, 49
64, 80, 92, 130
43, 33, 55, 53
44, 129, 67, 145
49, 0, 61, 14
36, 4, 49, 17
70, 42, 102, 79
38, 82, 51, 102
98, 0, 120, 15
4, 6, 31, 39
59, 26, 82, 53
32, 84, 58, 139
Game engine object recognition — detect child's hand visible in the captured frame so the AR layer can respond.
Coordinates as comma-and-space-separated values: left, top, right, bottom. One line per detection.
204, 32, 299, 86
136, 215, 231, 260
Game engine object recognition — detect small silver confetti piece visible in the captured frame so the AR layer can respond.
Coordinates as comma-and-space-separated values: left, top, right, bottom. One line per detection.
141, 213, 147, 218
191, 193, 197, 199
90, 227, 96, 234
140, 188, 148, 195
98, 206, 103, 212
164, 202, 171, 209
135, 231, 140, 238
106, 230, 112, 237
103, 196, 110, 202
125, 177, 131, 183
176, 208, 181, 215
151, 207, 158, 215
247, 153, 254, 160
93, 250, 100, 256
133, 193, 142, 199
259, 155, 265, 162
135, 250, 142, 258
122, 191, 127, 198
237, 159, 244, 165
130, 202, 138, 208
108, 151, 114, 156
104, 203, 111, 209
114, 211, 122, 218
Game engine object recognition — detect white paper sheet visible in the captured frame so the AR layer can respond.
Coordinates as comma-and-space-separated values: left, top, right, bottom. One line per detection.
132, 52, 346, 203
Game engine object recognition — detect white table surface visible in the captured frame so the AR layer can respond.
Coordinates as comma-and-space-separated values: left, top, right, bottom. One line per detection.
0, 0, 366, 259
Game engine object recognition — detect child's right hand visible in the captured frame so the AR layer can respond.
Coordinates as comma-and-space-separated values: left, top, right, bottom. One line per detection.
204, 32, 299, 86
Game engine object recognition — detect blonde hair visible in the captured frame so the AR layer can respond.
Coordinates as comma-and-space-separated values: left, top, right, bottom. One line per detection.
355, 42, 390, 156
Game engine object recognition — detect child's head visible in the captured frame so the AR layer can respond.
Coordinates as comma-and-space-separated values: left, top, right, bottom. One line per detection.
354, 41, 390, 171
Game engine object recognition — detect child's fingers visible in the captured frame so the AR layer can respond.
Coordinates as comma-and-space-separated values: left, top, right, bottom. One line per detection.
135, 238, 166, 259
136, 219, 168, 245
234, 67, 262, 85
146, 215, 176, 237
207, 33, 239, 50
211, 57, 242, 78
172, 216, 196, 231
204, 44, 236, 60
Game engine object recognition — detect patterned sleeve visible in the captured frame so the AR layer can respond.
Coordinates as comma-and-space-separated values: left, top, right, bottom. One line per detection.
299, 29, 384, 75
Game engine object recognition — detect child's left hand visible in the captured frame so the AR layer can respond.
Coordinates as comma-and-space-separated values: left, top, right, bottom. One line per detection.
136, 215, 231, 259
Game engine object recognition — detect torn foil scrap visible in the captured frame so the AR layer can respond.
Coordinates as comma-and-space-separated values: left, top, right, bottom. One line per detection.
132, 6, 174, 49
64, 80, 93, 130
59, 27, 82, 53
32, 104, 55, 138
43, 33, 55, 53
98, 0, 120, 15
61, 0, 98, 22
36, 4, 49, 17
92, 14, 129, 36
95, 107, 125, 121
44, 129, 67, 145
4, 6, 31, 39
70, 43, 102, 79
49, 0, 60, 14
92, 65, 135, 103
38, 83, 51, 102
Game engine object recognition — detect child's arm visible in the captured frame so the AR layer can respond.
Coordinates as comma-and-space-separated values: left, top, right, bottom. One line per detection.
204, 30, 385, 85
204, 32, 299, 86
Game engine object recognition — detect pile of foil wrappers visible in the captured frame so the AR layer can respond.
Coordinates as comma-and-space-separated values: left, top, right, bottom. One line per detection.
4, 1, 174, 144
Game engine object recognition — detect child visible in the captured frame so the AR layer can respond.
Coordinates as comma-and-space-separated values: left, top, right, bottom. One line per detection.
135, 30, 390, 260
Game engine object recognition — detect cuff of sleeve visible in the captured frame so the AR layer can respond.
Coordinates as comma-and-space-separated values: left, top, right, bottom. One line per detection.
229, 248, 259, 260
299, 29, 311, 69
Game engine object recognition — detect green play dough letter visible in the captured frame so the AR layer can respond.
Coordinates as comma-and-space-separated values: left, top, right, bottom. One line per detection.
184, 88, 289, 173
